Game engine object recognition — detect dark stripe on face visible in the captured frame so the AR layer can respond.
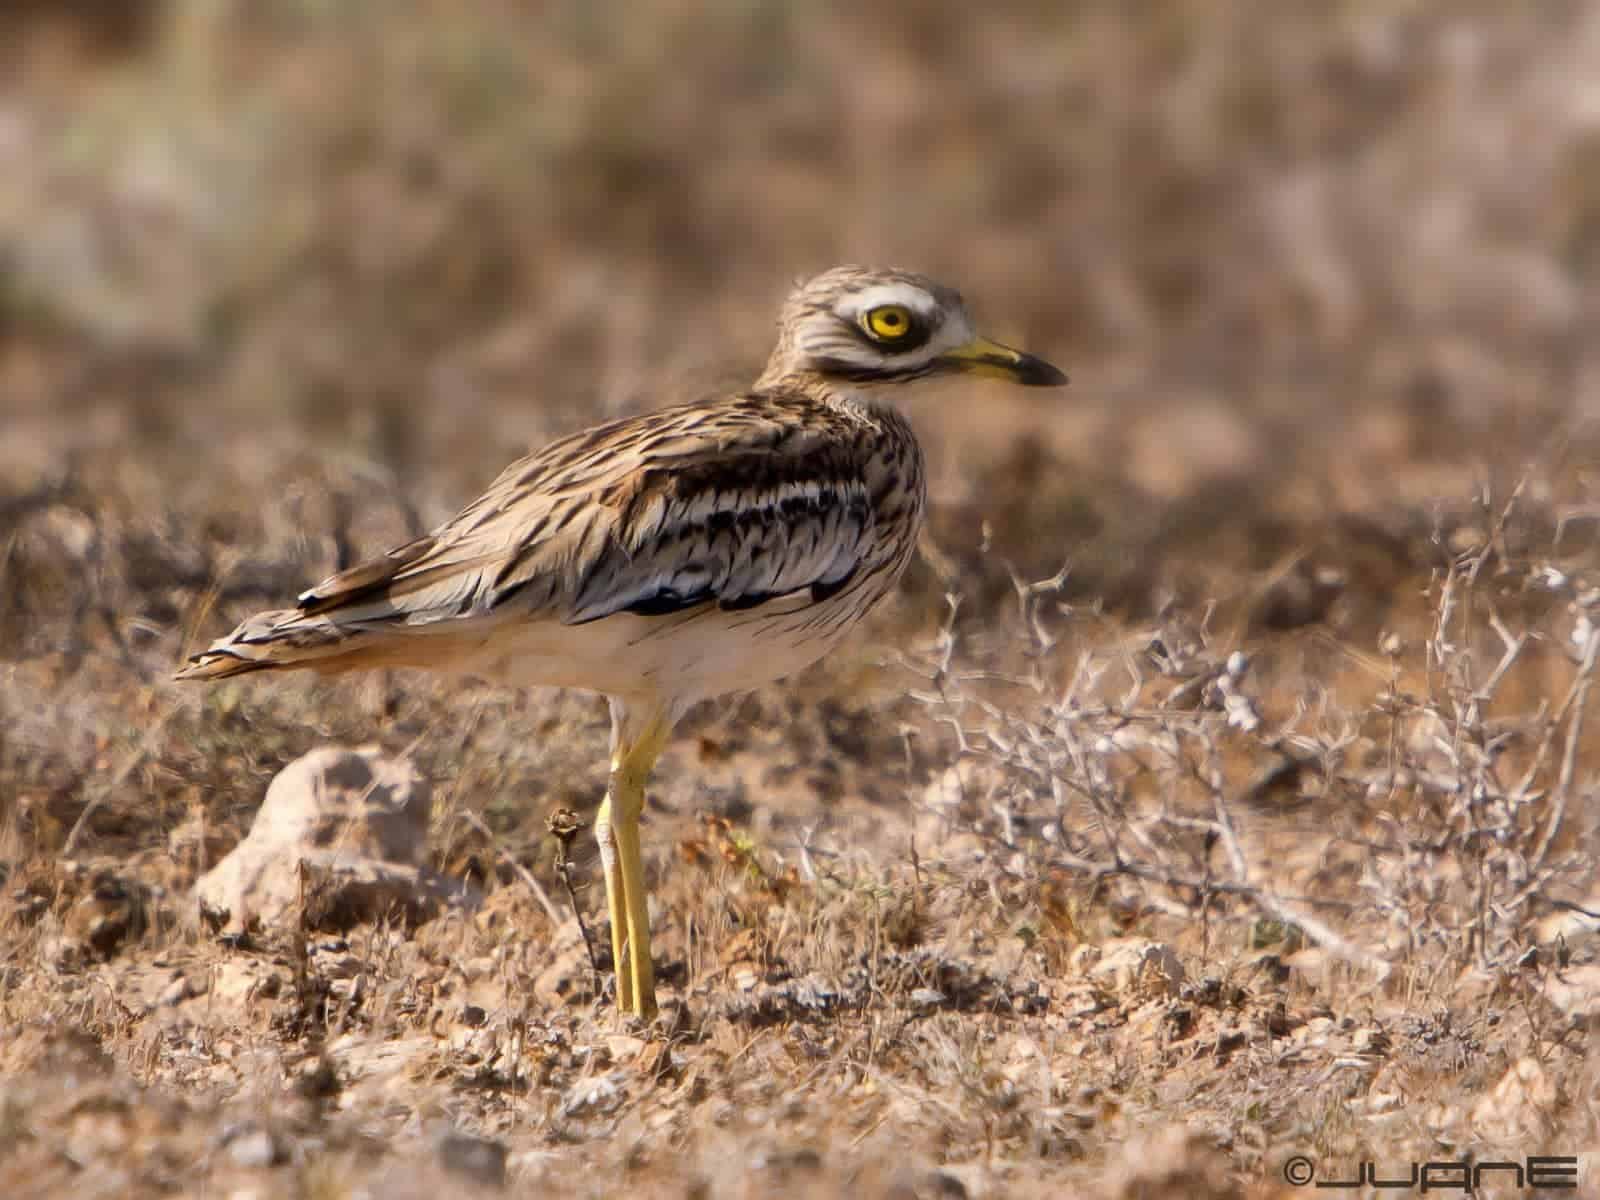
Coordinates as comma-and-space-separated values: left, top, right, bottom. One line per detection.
809, 358, 940, 383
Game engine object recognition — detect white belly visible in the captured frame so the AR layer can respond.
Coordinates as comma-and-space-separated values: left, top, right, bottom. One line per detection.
454, 592, 866, 705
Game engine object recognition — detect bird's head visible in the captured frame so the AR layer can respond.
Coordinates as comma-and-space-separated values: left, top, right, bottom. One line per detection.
757, 266, 1067, 391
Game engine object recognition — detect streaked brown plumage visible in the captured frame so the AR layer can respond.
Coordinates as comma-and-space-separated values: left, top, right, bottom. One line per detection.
178, 265, 1066, 1019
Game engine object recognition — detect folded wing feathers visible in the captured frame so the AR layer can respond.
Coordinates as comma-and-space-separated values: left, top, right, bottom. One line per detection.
296, 534, 438, 612
180, 391, 883, 676
565, 464, 873, 623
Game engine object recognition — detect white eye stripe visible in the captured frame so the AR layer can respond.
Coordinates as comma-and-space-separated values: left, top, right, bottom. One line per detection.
840, 283, 940, 322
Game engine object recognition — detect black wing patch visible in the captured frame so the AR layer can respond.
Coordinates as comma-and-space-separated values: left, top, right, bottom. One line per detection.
566, 461, 873, 626
614, 562, 861, 619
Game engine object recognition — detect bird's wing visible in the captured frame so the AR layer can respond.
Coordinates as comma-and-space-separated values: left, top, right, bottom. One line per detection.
294, 394, 877, 630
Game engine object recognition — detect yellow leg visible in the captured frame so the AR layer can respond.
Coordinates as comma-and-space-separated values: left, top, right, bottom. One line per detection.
594, 794, 633, 1015
612, 796, 655, 1016
595, 701, 673, 1020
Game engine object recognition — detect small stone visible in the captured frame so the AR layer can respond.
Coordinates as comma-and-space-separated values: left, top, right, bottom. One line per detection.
560, 1070, 627, 1117
223, 1126, 281, 1169
1535, 565, 1567, 590
1223, 690, 1261, 732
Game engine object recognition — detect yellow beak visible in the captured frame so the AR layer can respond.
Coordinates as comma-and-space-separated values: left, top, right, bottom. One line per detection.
937, 336, 1068, 387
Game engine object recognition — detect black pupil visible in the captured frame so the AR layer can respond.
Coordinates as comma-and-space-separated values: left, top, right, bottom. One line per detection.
882, 311, 903, 327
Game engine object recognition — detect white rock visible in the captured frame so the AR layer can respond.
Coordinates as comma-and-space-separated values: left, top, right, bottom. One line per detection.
222, 1125, 281, 1169
194, 746, 478, 931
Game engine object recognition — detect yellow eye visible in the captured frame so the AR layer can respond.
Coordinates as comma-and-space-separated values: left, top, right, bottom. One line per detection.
864, 304, 914, 341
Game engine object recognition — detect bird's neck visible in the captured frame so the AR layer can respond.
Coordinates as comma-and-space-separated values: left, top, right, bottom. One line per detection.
752, 368, 901, 420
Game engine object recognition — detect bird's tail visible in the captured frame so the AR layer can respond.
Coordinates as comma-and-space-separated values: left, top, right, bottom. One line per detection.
175, 608, 374, 681
177, 532, 488, 682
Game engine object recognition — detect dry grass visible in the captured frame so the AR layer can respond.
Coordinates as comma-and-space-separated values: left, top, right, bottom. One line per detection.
3, 2, 1600, 1197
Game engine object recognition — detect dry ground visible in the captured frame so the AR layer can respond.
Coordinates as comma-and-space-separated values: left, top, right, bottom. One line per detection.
3, 3, 1600, 1197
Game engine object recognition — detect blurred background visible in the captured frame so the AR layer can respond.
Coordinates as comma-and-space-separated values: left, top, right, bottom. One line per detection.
4, 0, 1600, 674
4, 12, 1598, 1189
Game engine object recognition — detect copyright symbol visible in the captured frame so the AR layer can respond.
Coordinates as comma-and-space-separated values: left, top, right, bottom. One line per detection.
1282, 1155, 1315, 1186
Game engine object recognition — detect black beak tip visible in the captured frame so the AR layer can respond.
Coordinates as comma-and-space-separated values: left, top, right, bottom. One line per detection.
1019, 355, 1069, 387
